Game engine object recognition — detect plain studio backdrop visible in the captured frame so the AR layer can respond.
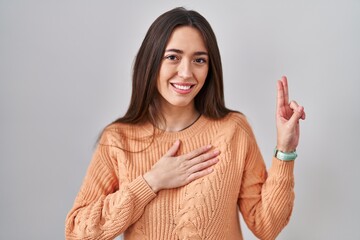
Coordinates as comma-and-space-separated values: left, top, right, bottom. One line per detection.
1, 0, 359, 239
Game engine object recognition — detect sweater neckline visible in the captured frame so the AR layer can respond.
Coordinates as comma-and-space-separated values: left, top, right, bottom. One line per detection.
149, 114, 209, 141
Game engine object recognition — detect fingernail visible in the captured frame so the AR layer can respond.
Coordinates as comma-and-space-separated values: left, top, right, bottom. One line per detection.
213, 150, 220, 155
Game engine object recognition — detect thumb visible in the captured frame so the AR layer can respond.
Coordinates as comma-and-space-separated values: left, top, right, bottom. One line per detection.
288, 106, 305, 126
164, 139, 181, 157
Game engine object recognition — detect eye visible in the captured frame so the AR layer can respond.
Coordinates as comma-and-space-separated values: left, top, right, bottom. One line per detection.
164, 55, 179, 61
194, 58, 207, 64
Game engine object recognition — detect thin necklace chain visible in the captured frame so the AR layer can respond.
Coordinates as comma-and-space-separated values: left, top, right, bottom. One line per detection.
179, 113, 201, 131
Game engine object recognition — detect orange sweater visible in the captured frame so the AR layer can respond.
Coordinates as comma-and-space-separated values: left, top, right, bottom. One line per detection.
65, 112, 295, 240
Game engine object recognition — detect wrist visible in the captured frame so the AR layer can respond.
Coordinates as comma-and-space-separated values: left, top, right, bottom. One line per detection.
274, 148, 297, 161
275, 144, 296, 153
143, 172, 161, 193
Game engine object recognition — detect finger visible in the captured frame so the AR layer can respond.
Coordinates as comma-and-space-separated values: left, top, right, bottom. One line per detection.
289, 100, 299, 110
163, 140, 181, 157
289, 101, 306, 120
183, 144, 212, 160
277, 80, 286, 116
186, 167, 214, 184
188, 149, 220, 165
281, 76, 289, 104
188, 157, 219, 173
288, 105, 305, 126
301, 110, 306, 120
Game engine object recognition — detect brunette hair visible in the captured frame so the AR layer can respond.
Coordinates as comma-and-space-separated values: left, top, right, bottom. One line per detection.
113, 7, 233, 126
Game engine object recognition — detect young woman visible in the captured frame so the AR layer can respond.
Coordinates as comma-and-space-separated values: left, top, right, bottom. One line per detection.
65, 7, 306, 240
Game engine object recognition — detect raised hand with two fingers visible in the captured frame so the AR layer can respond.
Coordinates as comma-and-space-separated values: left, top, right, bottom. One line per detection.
276, 76, 306, 153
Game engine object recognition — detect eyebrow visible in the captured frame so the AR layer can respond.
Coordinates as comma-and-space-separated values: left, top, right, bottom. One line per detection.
165, 48, 208, 56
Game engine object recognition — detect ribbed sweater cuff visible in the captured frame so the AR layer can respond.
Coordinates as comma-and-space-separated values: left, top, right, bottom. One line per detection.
270, 157, 295, 178
128, 176, 157, 206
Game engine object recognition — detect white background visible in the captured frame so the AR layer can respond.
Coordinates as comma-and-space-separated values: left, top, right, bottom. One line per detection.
1, 0, 359, 239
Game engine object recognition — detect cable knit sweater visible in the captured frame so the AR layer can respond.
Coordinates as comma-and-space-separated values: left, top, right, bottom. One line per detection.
65, 112, 295, 240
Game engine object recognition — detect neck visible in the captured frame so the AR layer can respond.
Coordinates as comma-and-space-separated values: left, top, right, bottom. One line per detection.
158, 104, 200, 132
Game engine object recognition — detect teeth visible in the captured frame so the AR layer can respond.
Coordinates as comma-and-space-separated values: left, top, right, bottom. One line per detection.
173, 84, 192, 90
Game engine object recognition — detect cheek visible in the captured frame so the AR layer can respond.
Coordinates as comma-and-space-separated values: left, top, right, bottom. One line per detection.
157, 68, 167, 88
158, 65, 175, 82
197, 67, 209, 83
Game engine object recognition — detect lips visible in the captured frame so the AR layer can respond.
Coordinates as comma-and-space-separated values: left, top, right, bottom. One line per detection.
170, 83, 195, 94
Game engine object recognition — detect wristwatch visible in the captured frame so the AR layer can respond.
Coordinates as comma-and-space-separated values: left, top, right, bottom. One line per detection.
274, 148, 297, 161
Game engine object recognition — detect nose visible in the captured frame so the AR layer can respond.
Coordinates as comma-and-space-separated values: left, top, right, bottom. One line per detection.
177, 60, 193, 79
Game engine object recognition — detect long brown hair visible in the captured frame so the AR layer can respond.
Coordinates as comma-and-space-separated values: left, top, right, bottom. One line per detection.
113, 7, 233, 127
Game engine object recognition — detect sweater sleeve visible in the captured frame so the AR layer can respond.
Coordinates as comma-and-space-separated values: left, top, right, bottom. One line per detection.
65, 132, 157, 240
238, 131, 295, 240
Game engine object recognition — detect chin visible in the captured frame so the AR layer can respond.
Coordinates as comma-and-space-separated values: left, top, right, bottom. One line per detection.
164, 98, 194, 108
171, 102, 193, 108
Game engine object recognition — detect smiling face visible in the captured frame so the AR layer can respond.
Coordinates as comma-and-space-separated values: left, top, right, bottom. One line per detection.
156, 26, 209, 113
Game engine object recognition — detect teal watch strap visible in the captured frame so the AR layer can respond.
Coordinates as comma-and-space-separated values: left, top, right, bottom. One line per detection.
274, 148, 297, 161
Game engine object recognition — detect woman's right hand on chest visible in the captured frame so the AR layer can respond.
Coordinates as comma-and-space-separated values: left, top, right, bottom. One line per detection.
143, 140, 220, 193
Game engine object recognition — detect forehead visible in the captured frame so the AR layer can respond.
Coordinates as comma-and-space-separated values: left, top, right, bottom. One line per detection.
165, 26, 207, 52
